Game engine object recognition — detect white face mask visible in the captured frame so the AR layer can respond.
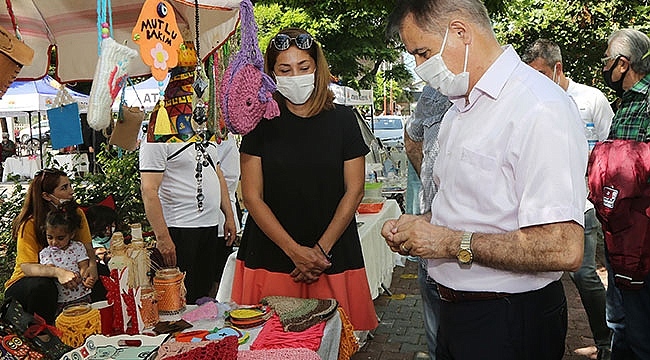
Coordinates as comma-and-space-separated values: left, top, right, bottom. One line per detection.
275, 73, 315, 105
552, 63, 559, 84
414, 27, 470, 97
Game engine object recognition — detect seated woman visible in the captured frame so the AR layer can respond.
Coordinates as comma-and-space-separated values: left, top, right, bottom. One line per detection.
4, 168, 98, 324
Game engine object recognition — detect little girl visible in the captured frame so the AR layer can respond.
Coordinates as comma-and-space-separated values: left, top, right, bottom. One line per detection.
39, 203, 93, 314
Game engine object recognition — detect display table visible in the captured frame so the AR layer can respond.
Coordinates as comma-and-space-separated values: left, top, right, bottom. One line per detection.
217, 199, 402, 302
49, 153, 89, 174
2, 156, 40, 181
158, 304, 342, 360
357, 199, 402, 299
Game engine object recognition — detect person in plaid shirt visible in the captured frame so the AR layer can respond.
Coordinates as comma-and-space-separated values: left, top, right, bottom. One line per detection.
597, 28, 650, 359
603, 29, 650, 141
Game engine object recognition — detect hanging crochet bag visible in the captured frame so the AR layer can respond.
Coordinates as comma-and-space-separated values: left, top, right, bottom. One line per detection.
47, 86, 84, 150
110, 82, 145, 151
220, 0, 279, 135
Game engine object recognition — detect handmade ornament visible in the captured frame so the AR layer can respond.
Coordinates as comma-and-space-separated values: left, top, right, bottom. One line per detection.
47, 86, 84, 149
153, 267, 186, 315
147, 66, 198, 143
54, 303, 102, 348
132, 0, 184, 137
0, 24, 34, 97
88, 38, 139, 130
220, 0, 279, 135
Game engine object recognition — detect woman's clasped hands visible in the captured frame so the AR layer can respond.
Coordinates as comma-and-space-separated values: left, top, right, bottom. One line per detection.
290, 244, 332, 284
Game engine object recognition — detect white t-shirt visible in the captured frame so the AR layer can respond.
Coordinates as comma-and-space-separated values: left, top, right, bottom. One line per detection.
139, 141, 222, 227
216, 136, 241, 236
566, 79, 614, 141
566, 79, 614, 212
39, 241, 91, 303
429, 46, 588, 293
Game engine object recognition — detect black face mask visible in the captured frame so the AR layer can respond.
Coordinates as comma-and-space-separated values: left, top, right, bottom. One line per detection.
603, 56, 628, 98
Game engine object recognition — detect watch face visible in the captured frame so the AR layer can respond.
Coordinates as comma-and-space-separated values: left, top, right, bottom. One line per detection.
458, 249, 472, 264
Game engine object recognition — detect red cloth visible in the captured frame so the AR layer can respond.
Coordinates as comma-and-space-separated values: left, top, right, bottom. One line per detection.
250, 314, 324, 351
587, 139, 650, 289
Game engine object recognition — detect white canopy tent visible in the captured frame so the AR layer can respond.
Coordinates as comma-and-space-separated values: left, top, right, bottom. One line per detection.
0, 75, 89, 117
111, 75, 170, 112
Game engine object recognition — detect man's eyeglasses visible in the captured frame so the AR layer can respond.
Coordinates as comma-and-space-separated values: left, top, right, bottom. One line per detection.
601, 54, 625, 66
271, 33, 314, 51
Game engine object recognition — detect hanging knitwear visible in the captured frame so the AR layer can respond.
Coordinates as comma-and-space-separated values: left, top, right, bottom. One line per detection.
154, 268, 186, 315
337, 307, 359, 360
261, 296, 338, 332
54, 303, 102, 348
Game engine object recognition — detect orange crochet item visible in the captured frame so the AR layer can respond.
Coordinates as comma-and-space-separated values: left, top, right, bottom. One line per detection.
337, 307, 359, 360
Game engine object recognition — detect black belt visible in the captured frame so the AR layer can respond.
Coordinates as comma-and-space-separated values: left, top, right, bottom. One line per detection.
437, 283, 511, 303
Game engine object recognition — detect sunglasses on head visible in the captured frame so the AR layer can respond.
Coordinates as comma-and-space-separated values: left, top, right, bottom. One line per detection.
34, 168, 59, 178
271, 33, 314, 51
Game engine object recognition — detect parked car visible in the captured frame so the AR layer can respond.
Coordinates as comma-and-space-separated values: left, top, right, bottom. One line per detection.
372, 115, 405, 148
19, 120, 50, 143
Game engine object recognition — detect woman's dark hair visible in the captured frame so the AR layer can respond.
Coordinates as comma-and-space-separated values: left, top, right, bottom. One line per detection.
85, 205, 118, 238
45, 202, 82, 235
11, 168, 71, 248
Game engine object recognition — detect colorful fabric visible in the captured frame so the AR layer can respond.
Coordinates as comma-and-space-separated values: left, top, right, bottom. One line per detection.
233, 105, 377, 331
608, 73, 650, 141
158, 336, 238, 360
237, 348, 321, 360
261, 296, 338, 332
250, 314, 324, 351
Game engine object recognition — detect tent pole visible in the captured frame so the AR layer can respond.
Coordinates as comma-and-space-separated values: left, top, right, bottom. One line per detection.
36, 112, 44, 168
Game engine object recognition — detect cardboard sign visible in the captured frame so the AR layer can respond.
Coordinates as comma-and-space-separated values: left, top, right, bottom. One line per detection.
131, 0, 183, 81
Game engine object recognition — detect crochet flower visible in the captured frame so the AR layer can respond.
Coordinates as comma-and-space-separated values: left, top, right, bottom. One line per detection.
150, 43, 169, 71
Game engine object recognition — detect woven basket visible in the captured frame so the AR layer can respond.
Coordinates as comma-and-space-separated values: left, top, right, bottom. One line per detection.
0, 24, 34, 98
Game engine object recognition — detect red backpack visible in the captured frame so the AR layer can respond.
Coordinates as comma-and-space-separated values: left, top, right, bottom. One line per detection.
587, 139, 650, 290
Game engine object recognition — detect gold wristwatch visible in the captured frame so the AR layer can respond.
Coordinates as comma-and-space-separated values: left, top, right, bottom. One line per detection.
457, 232, 474, 265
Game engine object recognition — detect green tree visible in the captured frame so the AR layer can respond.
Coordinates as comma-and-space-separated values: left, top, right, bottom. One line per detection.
493, 0, 650, 99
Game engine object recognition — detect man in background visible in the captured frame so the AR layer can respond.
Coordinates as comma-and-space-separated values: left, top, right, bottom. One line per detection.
404, 85, 451, 358
523, 38, 613, 360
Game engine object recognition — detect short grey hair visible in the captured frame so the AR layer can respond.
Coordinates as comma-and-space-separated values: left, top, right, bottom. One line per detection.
386, 0, 492, 40
521, 38, 562, 67
608, 28, 650, 75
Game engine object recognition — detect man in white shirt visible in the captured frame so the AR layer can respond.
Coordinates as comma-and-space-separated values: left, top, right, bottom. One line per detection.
383, 1, 587, 358
140, 137, 237, 304
523, 38, 613, 360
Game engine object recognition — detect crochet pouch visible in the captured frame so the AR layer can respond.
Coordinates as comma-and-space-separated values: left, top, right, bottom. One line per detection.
0, 297, 72, 360
110, 105, 144, 151
220, 0, 279, 135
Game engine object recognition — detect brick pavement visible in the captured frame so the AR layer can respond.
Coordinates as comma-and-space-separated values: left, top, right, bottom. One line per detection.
352, 259, 607, 360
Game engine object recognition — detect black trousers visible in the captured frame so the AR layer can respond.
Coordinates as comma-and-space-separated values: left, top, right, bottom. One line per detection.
436, 280, 567, 360
168, 226, 225, 304
4, 277, 58, 324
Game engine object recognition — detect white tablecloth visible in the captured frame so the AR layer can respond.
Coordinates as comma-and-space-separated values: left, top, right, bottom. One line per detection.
356, 199, 402, 299
49, 153, 89, 173
217, 199, 402, 302
2, 156, 41, 181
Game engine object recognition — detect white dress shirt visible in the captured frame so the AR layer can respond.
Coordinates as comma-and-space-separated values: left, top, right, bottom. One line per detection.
428, 46, 588, 293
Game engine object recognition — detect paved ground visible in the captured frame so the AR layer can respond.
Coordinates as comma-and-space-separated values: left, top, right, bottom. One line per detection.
352, 259, 608, 360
